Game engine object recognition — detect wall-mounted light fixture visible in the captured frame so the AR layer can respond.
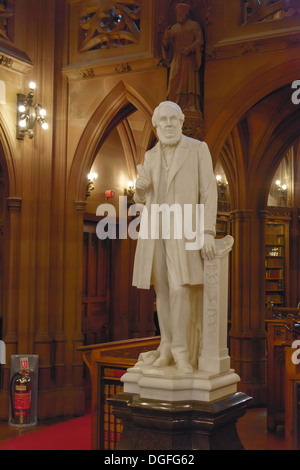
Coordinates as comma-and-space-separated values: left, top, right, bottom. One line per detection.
86, 172, 98, 198
124, 180, 135, 204
275, 180, 287, 203
276, 180, 287, 193
216, 174, 228, 200
16, 82, 48, 140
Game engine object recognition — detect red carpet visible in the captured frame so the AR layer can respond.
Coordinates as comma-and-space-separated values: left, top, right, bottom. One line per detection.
0, 414, 91, 450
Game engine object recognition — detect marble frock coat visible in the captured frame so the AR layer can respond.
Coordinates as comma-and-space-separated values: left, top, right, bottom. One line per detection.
132, 134, 218, 291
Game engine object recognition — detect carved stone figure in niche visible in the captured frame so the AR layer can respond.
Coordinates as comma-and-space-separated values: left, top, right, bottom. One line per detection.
132, 101, 217, 373
162, 3, 204, 113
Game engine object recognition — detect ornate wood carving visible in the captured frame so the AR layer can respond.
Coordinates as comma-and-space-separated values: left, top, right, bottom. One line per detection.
266, 206, 293, 218
101, 344, 154, 359
81, 68, 95, 79
207, 31, 300, 61
78, 1, 141, 53
182, 112, 204, 140
0, 52, 12, 67
243, 0, 300, 24
115, 62, 131, 73
205, 260, 218, 343
0, 0, 14, 41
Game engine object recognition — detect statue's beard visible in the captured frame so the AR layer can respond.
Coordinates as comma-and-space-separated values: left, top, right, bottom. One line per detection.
157, 127, 182, 146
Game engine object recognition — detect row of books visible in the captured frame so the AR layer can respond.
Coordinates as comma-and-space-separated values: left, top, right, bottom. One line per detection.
266, 293, 284, 304
265, 268, 283, 279
265, 223, 286, 310
265, 235, 284, 245
266, 280, 284, 290
266, 224, 285, 236
103, 367, 126, 379
265, 257, 284, 268
266, 246, 284, 257
103, 381, 124, 450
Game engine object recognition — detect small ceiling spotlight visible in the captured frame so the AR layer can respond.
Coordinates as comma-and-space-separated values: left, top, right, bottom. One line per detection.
16, 82, 48, 139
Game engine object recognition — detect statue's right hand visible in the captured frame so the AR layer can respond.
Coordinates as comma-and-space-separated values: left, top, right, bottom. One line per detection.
135, 176, 150, 192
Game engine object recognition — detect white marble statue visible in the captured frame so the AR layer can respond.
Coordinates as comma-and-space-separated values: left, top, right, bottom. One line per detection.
132, 100, 218, 374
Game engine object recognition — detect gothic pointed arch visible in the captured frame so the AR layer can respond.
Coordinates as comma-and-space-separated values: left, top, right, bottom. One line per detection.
256, 107, 300, 208
212, 76, 300, 211
68, 81, 156, 202
0, 111, 20, 197
206, 58, 300, 160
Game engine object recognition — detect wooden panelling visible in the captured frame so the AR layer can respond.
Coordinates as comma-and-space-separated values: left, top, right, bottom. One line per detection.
82, 222, 111, 345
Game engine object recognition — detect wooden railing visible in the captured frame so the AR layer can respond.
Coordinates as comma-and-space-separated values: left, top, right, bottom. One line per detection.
78, 336, 160, 450
266, 304, 300, 433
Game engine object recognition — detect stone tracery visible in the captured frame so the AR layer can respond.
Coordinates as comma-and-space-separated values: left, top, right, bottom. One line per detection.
79, 1, 141, 52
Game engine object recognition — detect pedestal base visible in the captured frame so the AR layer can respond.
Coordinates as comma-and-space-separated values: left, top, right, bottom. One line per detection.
109, 392, 251, 450
122, 364, 240, 402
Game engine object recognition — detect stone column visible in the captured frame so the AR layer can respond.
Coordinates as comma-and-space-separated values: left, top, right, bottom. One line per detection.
198, 235, 234, 374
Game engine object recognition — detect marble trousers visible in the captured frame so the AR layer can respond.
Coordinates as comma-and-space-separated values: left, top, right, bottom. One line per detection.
152, 238, 202, 365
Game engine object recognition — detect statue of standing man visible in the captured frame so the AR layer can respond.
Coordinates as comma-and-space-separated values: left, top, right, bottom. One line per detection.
162, 2, 204, 113
132, 101, 217, 374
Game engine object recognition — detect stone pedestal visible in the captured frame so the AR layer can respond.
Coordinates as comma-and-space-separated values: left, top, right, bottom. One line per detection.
109, 392, 251, 450
122, 364, 240, 402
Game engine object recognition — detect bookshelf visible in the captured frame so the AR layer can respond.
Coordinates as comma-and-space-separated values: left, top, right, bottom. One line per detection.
216, 202, 231, 240
216, 215, 230, 239
101, 366, 126, 450
78, 336, 160, 449
265, 220, 289, 310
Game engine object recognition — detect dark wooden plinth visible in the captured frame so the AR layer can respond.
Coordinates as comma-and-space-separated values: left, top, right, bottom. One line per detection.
109, 392, 252, 450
